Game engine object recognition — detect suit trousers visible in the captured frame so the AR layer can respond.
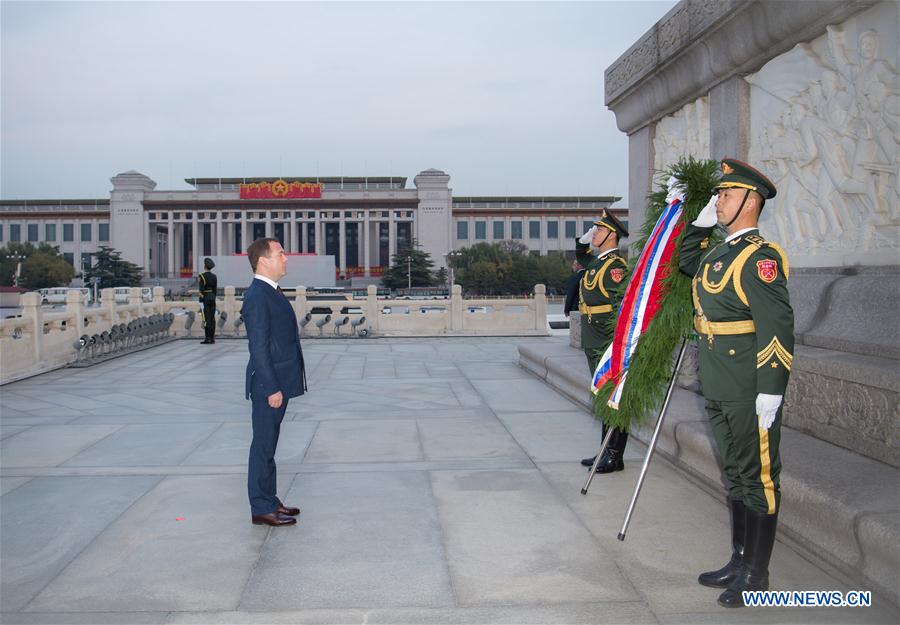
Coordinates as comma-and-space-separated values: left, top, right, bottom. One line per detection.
705, 398, 782, 515
248, 396, 288, 515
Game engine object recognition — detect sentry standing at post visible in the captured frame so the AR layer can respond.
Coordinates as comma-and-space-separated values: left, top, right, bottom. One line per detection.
199, 258, 217, 344
679, 159, 794, 608
575, 211, 630, 473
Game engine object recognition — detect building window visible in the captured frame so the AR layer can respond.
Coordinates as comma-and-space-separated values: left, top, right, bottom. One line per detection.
0, 224, 3, 241
511, 221, 522, 239
45, 224, 56, 242
80, 252, 93, 272
565, 221, 576, 238
10, 224, 21, 242
99, 223, 109, 241
63, 224, 74, 241
28, 224, 38, 242
529, 221, 540, 239
493, 221, 504, 239
547, 221, 558, 239
81, 223, 92, 242
475, 221, 486, 240
63, 253, 74, 267
583, 220, 593, 232
456, 221, 468, 240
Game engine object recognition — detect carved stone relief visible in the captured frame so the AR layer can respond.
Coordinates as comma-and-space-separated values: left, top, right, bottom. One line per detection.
652, 96, 710, 173
747, 2, 899, 260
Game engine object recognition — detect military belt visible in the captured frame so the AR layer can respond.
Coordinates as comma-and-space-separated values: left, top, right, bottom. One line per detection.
693, 317, 756, 337
580, 303, 613, 315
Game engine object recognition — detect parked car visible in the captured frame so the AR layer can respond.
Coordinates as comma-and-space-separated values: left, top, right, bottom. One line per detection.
36, 287, 92, 306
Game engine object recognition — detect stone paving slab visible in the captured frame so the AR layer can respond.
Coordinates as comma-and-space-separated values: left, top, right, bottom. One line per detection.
26, 475, 267, 612
2, 338, 896, 625
1, 475, 162, 611
240, 471, 455, 610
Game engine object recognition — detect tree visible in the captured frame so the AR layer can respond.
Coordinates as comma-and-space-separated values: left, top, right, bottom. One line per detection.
83, 246, 144, 288
435, 266, 449, 287
0, 242, 75, 289
381, 239, 439, 289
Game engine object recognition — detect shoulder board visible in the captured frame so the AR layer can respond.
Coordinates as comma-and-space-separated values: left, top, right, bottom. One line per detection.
744, 234, 765, 248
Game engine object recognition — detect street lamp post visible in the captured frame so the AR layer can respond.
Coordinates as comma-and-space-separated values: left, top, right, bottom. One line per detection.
406, 255, 412, 290
4, 253, 25, 287
445, 250, 461, 287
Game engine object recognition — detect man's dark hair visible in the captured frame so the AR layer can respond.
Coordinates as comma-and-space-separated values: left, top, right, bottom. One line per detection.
247, 237, 279, 272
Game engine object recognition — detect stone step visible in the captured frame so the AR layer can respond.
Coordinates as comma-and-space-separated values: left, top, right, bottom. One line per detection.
518, 339, 900, 607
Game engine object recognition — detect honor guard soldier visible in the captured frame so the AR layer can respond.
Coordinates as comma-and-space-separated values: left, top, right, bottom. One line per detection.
575, 210, 630, 473
199, 257, 218, 344
679, 159, 794, 608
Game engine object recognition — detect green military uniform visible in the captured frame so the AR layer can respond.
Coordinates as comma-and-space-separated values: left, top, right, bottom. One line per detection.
679, 158, 794, 608
576, 210, 631, 473
199, 258, 218, 344
575, 214, 628, 372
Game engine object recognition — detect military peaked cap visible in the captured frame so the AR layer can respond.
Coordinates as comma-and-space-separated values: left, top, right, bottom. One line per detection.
715, 158, 777, 200
203, 258, 215, 270
593, 209, 629, 239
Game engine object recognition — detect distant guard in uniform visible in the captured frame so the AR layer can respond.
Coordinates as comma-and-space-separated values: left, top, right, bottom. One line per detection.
679, 159, 794, 608
575, 211, 630, 473
199, 258, 218, 344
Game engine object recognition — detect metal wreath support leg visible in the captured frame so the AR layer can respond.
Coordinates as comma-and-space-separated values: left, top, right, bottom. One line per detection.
580, 425, 616, 495
617, 338, 688, 541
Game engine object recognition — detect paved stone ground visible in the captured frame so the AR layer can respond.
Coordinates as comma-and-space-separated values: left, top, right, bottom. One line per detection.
1, 338, 896, 625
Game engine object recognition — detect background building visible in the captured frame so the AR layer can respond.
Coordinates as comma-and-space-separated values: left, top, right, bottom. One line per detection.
1, 168, 624, 285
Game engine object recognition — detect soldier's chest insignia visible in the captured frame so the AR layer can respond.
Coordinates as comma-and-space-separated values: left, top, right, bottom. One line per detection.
712, 261, 723, 272
589, 269, 596, 277
757, 259, 778, 283
610, 268, 625, 283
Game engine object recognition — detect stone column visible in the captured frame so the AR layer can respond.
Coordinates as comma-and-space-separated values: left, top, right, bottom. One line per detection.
388, 212, 396, 263
143, 211, 151, 277
265, 211, 273, 238
167, 212, 175, 279
627, 124, 656, 249
66, 288, 85, 337
191, 210, 200, 274
363, 211, 371, 277
301, 222, 308, 253
450, 284, 463, 331
533, 283, 547, 332
241, 212, 249, 252
709, 76, 751, 162
215, 211, 223, 256
289, 212, 299, 253
338, 219, 347, 276
314, 212, 322, 255
21, 292, 42, 364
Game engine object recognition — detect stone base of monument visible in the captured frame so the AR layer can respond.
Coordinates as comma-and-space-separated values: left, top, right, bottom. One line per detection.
518, 338, 899, 608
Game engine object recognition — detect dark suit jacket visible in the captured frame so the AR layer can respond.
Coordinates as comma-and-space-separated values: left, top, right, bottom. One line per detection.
563, 269, 585, 317
243, 278, 307, 401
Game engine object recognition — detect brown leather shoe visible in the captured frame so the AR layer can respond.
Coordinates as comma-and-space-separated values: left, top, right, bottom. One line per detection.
251, 512, 297, 526
278, 504, 301, 516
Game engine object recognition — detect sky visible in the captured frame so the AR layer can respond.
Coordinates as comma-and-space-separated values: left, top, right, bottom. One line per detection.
1, 0, 676, 205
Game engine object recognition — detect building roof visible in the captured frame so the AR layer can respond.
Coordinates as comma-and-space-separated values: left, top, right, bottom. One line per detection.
184, 176, 408, 187
452, 196, 621, 204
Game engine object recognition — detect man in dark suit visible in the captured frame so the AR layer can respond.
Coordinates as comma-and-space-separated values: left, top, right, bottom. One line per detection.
243, 237, 307, 527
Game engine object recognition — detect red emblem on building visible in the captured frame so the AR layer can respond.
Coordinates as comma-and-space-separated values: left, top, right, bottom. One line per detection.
756, 259, 778, 283
610, 268, 625, 283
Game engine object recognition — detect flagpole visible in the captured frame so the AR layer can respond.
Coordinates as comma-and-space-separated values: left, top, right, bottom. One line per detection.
617, 338, 688, 541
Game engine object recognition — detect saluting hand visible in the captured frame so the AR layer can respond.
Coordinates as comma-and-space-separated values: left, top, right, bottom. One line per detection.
578, 226, 596, 244
268, 391, 283, 409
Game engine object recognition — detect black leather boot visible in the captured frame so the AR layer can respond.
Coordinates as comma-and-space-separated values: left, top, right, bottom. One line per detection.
594, 428, 627, 473
699, 498, 746, 588
718, 507, 778, 608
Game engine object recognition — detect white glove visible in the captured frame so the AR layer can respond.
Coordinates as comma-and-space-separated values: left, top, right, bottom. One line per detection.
665, 176, 686, 205
756, 393, 783, 430
692, 194, 718, 227
578, 225, 596, 244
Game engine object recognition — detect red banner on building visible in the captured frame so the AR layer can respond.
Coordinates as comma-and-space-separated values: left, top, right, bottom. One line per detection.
240, 180, 322, 199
